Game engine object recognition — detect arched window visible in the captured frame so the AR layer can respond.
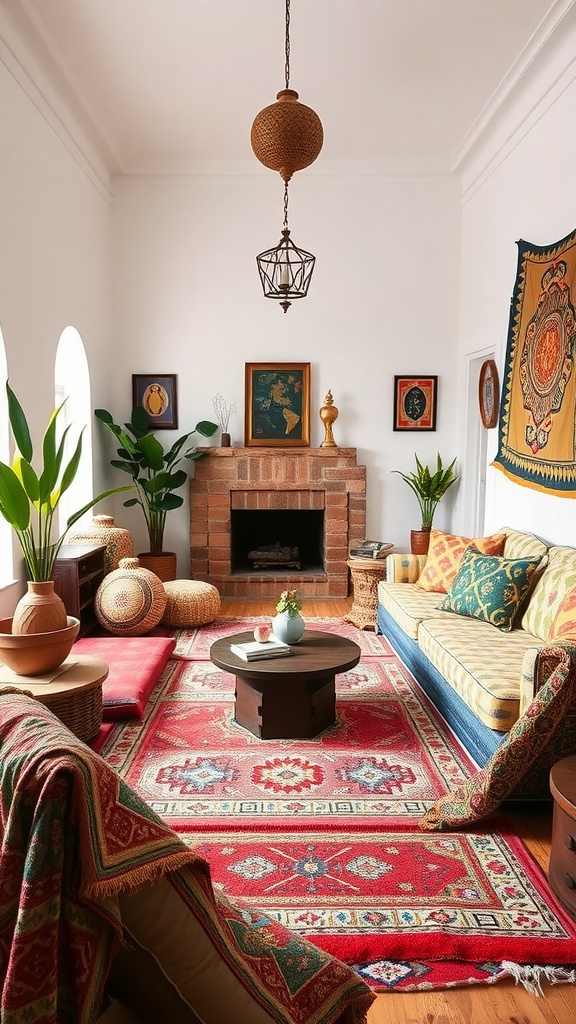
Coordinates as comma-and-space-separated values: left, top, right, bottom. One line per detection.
54, 327, 94, 536
0, 326, 13, 587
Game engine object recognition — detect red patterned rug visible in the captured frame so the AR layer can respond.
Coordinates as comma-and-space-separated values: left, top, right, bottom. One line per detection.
98, 617, 576, 992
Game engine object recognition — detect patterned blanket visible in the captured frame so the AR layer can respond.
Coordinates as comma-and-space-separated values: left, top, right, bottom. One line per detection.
0, 691, 374, 1024
421, 644, 576, 830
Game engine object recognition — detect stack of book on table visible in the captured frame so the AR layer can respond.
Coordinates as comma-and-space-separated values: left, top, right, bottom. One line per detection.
349, 540, 393, 559
230, 637, 291, 661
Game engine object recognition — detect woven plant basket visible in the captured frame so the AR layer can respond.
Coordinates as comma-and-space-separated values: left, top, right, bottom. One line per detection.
161, 580, 221, 628
94, 557, 167, 636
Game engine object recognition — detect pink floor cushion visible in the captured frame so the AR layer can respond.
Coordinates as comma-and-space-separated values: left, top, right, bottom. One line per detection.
72, 635, 176, 720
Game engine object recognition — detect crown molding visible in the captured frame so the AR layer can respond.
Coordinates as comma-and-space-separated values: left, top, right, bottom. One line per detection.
2, 0, 117, 201
453, 0, 576, 203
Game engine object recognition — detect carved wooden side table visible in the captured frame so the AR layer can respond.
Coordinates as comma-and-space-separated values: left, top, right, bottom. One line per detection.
549, 755, 576, 919
344, 549, 394, 630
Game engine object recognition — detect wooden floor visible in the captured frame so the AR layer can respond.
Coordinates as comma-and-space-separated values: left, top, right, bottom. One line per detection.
220, 597, 576, 1023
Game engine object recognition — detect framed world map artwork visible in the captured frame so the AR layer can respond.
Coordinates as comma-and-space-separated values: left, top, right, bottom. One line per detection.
245, 362, 310, 447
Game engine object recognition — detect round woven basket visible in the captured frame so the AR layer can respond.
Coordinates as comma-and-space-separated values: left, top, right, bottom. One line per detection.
161, 580, 221, 628
94, 557, 167, 636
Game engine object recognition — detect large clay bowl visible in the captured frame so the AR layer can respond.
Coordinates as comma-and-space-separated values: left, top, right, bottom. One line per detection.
0, 616, 80, 676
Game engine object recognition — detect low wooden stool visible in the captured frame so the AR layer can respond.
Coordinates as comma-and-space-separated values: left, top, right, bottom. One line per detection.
549, 755, 576, 919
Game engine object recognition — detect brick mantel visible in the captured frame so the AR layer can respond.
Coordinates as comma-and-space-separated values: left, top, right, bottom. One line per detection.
189, 447, 366, 598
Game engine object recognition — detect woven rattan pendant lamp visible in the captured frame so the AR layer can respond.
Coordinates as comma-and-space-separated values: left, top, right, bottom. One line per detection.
251, 0, 323, 312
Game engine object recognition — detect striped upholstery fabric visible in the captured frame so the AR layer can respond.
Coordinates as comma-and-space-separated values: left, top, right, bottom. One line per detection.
418, 616, 545, 731
521, 546, 576, 641
385, 553, 427, 584
501, 527, 549, 561
377, 580, 446, 640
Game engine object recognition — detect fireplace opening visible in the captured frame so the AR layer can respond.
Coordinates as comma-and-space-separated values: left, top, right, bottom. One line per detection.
231, 509, 324, 574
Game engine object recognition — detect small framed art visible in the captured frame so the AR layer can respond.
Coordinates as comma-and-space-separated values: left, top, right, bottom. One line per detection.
393, 375, 437, 431
132, 374, 178, 429
478, 359, 499, 429
245, 362, 310, 447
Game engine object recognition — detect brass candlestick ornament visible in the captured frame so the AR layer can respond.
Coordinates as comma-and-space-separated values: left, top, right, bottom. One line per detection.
319, 390, 338, 447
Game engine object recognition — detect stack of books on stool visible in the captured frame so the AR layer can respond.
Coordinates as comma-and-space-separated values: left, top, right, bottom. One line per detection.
349, 540, 393, 559
230, 637, 291, 661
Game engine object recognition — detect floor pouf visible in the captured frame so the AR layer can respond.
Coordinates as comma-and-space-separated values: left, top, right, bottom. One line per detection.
95, 557, 167, 636
161, 580, 220, 628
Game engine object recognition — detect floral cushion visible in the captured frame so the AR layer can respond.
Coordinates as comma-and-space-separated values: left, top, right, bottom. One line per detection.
416, 530, 506, 593
438, 548, 542, 632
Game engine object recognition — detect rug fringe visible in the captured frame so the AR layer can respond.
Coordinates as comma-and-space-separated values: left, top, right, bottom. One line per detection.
500, 961, 576, 994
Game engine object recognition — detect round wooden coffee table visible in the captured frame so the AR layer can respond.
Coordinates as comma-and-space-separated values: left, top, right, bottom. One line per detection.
210, 629, 361, 739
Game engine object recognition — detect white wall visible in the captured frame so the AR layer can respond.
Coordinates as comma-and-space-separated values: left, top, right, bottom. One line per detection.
0, 27, 114, 616
110, 171, 461, 570
455, 13, 576, 547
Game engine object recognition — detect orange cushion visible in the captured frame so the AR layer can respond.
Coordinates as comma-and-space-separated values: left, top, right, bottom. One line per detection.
549, 588, 576, 642
416, 530, 507, 593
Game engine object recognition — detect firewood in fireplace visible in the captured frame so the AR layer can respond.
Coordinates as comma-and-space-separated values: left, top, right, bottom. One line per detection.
248, 541, 301, 570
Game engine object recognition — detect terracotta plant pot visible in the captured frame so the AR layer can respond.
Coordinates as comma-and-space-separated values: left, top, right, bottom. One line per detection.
0, 616, 80, 676
137, 551, 177, 582
410, 527, 431, 555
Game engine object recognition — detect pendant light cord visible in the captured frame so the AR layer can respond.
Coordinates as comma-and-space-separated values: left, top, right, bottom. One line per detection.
284, 0, 291, 89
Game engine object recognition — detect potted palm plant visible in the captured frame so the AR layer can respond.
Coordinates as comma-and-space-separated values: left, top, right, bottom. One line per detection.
95, 404, 218, 581
0, 381, 130, 672
393, 453, 458, 554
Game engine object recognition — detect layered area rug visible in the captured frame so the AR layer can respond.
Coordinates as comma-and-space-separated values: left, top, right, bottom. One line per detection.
97, 616, 576, 992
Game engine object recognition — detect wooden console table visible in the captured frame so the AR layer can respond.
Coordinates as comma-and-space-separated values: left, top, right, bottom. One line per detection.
344, 549, 393, 630
549, 755, 576, 919
0, 654, 108, 743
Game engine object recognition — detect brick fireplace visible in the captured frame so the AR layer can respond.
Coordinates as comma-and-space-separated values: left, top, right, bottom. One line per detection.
189, 447, 366, 598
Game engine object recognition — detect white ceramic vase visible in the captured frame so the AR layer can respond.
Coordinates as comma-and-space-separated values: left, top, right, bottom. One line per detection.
272, 611, 305, 644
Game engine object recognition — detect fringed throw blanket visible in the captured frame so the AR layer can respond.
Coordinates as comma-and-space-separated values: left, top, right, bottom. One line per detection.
0, 691, 374, 1024
421, 644, 576, 830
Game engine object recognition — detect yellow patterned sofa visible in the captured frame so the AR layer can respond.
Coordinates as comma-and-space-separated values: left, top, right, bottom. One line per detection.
376, 527, 576, 767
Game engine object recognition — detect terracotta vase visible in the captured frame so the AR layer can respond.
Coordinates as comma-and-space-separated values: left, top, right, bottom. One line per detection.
410, 527, 431, 555
12, 580, 68, 636
137, 551, 177, 582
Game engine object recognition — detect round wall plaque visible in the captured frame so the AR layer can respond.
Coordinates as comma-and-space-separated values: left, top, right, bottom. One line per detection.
479, 359, 499, 429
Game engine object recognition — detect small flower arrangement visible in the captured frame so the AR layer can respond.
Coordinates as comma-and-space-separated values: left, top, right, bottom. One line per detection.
276, 589, 302, 617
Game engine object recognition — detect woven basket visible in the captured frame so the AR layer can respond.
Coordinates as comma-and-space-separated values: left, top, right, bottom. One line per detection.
95, 557, 167, 636
161, 580, 221, 628
40, 685, 103, 743
68, 515, 134, 573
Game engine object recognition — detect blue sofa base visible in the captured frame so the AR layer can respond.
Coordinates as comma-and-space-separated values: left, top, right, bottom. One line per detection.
376, 604, 506, 767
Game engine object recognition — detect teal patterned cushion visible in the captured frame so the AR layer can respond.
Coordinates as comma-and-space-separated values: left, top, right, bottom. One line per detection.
438, 548, 541, 632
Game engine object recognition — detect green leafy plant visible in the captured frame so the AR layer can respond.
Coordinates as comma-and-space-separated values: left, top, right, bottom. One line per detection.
95, 405, 218, 556
393, 453, 458, 529
276, 589, 302, 616
0, 381, 131, 581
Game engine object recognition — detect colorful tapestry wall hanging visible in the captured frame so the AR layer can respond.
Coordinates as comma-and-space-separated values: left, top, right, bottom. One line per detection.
493, 228, 576, 495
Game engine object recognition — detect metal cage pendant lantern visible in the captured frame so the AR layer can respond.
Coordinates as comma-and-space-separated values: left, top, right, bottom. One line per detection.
257, 184, 315, 313
252, 0, 323, 311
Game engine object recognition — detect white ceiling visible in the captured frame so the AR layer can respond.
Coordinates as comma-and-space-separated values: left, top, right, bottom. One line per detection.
14, 0, 561, 173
